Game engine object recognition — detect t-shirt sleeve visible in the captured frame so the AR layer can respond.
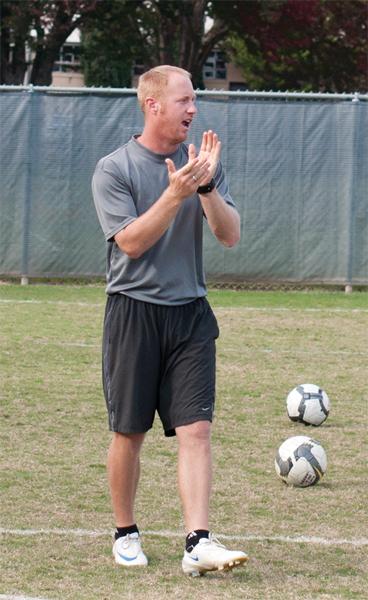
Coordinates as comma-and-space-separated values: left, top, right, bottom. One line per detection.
92, 158, 137, 242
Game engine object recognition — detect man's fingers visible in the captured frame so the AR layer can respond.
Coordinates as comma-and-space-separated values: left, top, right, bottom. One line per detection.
200, 131, 208, 153
208, 132, 219, 153
201, 130, 214, 152
167, 142, 210, 187
182, 143, 199, 174
206, 130, 214, 152
213, 139, 222, 161
201, 130, 221, 154
165, 158, 176, 175
188, 143, 196, 161
196, 166, 211, 184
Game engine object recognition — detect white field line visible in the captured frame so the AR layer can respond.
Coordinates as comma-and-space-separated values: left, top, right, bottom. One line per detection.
1, 527, 367, 547
223, 346, 368, 357
0, 596, 51, 600
215, 306, 368, 314
32, 340, 100, 348
11, 336, 367, 355
0, 299, 103, 307
0, 299, 367, 313
22, 340, 368, 356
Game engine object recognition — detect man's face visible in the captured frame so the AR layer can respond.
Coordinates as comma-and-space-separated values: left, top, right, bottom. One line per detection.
156, 73, 197, 145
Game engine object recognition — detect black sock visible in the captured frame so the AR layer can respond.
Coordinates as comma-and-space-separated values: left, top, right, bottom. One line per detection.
114, 524, 139, 540
186, 529, 209, 552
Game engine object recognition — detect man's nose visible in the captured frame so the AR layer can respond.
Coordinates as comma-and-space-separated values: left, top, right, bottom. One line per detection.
188, 102, 197, 115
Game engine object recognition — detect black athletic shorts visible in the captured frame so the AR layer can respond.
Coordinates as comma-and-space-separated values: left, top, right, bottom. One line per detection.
102, 294, 219, 437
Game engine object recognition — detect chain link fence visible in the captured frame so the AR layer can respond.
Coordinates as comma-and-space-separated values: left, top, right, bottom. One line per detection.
0, 86, 367, 290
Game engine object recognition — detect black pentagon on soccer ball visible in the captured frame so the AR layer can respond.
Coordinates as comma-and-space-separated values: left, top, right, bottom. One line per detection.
293, 441, 323, 484
275, 451, 293, 477
295, 386, 328, 426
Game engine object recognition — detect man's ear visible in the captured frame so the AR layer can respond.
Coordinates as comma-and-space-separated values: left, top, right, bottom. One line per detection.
145, 97, 160, 114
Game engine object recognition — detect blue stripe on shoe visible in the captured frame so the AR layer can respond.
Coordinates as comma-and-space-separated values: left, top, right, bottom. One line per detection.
117, 552, 138, 561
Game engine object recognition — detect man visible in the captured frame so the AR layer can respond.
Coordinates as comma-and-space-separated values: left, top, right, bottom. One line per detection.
92, 65, 247, 576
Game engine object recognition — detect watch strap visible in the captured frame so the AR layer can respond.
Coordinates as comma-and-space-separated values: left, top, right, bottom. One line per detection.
197, 178, 216, 194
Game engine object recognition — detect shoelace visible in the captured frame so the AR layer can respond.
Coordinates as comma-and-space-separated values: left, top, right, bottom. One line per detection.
121, 533, 139, 549
206, 534, 227, 549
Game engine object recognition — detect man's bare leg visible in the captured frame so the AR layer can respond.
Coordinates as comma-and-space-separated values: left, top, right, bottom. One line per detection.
176, 420, 212, 532
177, 421, 248, 575
107, 431, 145, 526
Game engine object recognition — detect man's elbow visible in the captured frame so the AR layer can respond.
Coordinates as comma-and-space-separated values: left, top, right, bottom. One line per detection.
119, 241, 144, 259
125, 246, 142, 260
222, 231, 240, 248
115, 232, 143, 260
223, 211, 241, 247
216, 225, 241, 248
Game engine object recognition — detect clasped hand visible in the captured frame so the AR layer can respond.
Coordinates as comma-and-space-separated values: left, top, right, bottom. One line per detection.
165, 130, 221, 198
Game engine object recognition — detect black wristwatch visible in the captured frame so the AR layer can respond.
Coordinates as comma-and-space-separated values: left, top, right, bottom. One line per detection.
197, 178, 216, 194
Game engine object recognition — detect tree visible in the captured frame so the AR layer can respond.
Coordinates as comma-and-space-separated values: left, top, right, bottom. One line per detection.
224, 0, 368, 92
0, 0, 32, 84
81, 0, 368, 91
1, 0, 367, 91
81, 0, 145, 87
0, 0, 100, 85
81, 0, 230, 88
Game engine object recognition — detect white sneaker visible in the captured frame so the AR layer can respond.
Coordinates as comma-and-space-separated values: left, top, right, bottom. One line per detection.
182, 534, 248, 576
113, 532, 148, 567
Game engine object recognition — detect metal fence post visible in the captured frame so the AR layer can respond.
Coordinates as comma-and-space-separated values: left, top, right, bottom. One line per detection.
344, 93, 360, 294
20, 85, 35, 285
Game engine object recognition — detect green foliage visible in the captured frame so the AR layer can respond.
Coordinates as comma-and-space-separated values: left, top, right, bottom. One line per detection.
1, 0, 367, 91
80, 0, 143, 88
225, 0, 368, 92
226, 34, 266, 90
79, 0, 211, 87
79, 0, 368, 91
81, 32, 132, 88
0, 0, 102, 84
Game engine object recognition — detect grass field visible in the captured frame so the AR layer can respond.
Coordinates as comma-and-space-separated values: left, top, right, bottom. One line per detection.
1, 284, 367, 600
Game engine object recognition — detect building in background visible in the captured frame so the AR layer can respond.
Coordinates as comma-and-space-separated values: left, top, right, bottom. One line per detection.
202, 49, 246, 91
52, 29, 84, 87
52, 30, 246, 90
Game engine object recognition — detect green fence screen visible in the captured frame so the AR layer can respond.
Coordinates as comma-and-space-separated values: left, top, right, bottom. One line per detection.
0, 87, 367, 286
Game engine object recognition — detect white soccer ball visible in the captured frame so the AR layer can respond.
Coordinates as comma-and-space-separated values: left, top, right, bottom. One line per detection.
275, 435, 327, 487
286, 383, 330, 426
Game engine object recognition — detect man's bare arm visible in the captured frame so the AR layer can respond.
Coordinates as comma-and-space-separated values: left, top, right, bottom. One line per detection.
115, 148, 210, 258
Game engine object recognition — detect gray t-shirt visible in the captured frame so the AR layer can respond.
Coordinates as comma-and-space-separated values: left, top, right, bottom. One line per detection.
92, 135, 235, 305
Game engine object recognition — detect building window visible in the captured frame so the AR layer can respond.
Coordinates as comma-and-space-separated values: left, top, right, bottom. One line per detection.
203, 50, 227, 80
54, 43, 81, 72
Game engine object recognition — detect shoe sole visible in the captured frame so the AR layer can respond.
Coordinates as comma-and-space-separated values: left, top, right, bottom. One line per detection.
183, 555, 248, 577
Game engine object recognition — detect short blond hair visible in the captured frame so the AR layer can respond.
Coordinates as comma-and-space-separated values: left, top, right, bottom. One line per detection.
137, 65, 192, 112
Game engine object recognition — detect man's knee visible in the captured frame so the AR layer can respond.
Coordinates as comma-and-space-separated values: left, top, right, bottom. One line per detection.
176, 420, 212, 445
110, 431, 145, 454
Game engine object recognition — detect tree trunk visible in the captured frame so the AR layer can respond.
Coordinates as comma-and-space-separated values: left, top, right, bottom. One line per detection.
178, 0, 207, 85
0, 37, 27, 84
154, 0, 229, 88
30, 43, 64, 85
0, 0, 28, 84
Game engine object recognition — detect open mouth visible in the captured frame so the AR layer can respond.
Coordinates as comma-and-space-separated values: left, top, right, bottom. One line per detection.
182, 120, 191, 129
